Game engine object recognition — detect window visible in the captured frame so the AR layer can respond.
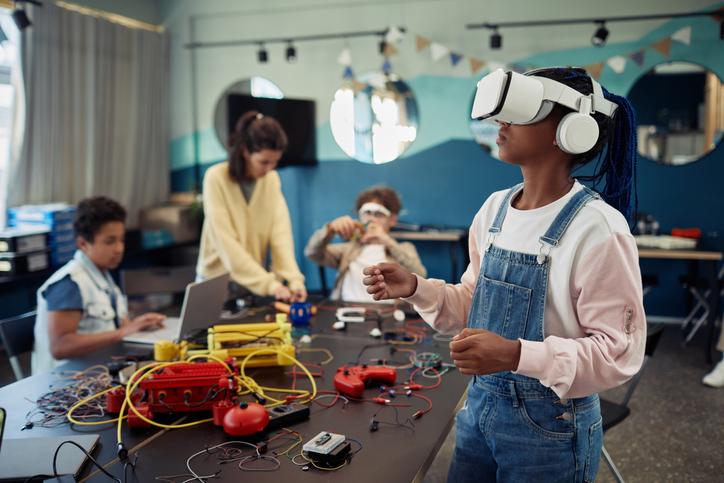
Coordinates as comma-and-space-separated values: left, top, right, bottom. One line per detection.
0, 12, 19, 229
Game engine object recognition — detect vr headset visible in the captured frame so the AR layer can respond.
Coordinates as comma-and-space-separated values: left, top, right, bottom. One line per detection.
471, 68, 618, 154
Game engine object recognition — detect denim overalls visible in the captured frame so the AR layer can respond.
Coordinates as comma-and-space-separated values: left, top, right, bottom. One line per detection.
448, 185, 603, 483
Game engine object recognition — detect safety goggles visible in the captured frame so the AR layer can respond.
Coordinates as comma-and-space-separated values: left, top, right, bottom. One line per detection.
358, 202, 392, 219
471, 68, 617, 124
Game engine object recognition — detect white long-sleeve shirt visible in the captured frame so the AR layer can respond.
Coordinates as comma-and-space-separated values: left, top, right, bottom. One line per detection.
405, 181, 646, 399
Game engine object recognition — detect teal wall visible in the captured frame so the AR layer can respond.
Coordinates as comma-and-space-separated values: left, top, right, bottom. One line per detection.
169, 7, 724, 317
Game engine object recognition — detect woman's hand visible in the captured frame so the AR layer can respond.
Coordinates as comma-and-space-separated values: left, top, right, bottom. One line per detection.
362, 263, 418, 300
449, 328, 522, 375
327, 216, 364, 241
291, 287, 307, 302
121, 313, 165, 336
274, 285, 293, 301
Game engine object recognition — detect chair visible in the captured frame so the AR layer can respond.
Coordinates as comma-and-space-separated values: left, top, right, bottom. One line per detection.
678, 265, 724, 345
600, 323, 665, 483
0, 311, 36, 381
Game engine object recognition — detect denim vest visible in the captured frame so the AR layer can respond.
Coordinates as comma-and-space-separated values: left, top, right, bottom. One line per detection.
448, 184, 604, 483
32, 250, 127, 374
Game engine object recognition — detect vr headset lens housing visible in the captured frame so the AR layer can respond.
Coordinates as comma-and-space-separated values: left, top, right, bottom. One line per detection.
472, 69, 554, 125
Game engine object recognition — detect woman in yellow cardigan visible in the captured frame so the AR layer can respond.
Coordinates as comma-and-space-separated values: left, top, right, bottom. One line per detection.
196, 111, 307, 301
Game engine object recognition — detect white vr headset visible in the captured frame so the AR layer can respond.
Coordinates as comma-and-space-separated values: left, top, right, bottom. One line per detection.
471, 68, 618, 154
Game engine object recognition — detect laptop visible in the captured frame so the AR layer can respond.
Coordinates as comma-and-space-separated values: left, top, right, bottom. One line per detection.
0, 408, 100, 480
123, 273, 230, 344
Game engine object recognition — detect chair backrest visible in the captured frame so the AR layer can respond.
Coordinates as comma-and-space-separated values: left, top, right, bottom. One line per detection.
620, 323, 665, 407
0, 311, 36, 380
0, 311, 36, 358
121, 265, 196, 297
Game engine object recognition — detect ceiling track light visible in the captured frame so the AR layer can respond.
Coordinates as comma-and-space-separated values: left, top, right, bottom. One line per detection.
11, 0, 42, 31
257, 43, 268, 63
285, 41, 297, 63
591, 20, 609, 47
490, 27, 502, 50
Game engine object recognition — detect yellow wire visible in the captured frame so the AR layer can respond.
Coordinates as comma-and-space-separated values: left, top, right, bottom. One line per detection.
238, 348, 317, 404
297, 348, 334, 365
66, 385, 127, 426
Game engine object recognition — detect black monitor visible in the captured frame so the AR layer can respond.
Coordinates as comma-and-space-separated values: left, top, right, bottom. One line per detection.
227, 94, 317, 167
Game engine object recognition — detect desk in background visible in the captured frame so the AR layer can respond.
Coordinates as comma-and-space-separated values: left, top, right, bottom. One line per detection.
638, 248, 722, 363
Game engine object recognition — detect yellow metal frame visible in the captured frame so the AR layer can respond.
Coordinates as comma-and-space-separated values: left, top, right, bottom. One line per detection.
155, 318, 295, 368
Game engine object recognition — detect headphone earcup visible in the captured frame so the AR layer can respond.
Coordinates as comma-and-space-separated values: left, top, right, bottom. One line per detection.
556, 113, 599, 155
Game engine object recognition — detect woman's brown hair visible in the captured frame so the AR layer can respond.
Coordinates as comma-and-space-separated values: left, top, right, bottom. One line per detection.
228, 111, 288, 183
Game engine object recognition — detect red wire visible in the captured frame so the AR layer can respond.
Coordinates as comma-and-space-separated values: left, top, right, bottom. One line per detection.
408, 367, 442, 389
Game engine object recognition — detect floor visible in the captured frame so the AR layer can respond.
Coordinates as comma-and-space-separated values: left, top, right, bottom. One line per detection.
2, 327, 723, 482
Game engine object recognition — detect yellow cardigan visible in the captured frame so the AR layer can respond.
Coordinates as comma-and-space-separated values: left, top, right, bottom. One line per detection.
196, 162, 305, 296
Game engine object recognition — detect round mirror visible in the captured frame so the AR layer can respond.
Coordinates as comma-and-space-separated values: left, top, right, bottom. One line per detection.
329, 71, 419, 164
213, 77, 284, 147
628, 61, 723, 166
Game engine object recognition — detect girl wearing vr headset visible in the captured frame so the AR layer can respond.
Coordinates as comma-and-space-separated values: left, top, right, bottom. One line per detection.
363, 67, 645, 482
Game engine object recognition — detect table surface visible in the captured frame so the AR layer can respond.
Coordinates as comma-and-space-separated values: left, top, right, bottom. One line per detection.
637, 248, 723, 261
392, 230, 466, 242
0, 304, 469, 483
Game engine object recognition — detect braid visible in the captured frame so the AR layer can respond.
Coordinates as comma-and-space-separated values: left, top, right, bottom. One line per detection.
527, 67, 639, 223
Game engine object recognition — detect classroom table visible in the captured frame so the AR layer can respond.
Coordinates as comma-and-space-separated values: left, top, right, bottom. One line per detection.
392, 230, 469, 282
0, 303, 469, 482
638, 248, 723, 363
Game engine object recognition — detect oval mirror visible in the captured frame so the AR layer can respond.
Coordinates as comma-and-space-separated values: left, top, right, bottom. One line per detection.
330, 71, 419, 164
628, 61, 723, 166
213, 77, 284, 148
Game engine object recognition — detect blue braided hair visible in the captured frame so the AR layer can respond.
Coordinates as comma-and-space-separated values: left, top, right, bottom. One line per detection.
528, 67, 639, 223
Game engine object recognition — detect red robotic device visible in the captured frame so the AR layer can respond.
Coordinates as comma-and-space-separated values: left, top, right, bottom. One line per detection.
333, 364, 397, 399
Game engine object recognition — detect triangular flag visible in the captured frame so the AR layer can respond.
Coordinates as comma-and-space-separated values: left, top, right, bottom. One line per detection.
352, 80, 367, 92
450, 52, 463, 66
415, 35, 431, 52
342, 66, 354, 79
606, 55, 627, 74
671, 26, 691, 45
337, 47, 352, 66
651, 37, 672, 57
383, 42, 398, 57
430, 42, 449, 62
385, 26, 405, 44
469, 57, 486, 74
585, 62, 605, 80
629, 50, 645, 67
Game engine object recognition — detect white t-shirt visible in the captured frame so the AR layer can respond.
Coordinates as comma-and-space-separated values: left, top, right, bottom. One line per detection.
476, 181, 631, 338
335, 244, 387, 303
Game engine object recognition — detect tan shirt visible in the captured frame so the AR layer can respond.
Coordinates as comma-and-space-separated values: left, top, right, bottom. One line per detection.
304, 225, 427, 297
196, 162, 304, 296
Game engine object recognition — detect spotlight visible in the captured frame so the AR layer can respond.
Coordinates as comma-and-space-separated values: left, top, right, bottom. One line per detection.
490, 27, 502, 49
11, 9, 31, 31
257, 44, 268, 63
591, 21, 609, 47
285, 41, 297, 63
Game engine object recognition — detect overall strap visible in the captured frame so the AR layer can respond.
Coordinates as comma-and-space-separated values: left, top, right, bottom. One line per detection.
539, 186, 599, 248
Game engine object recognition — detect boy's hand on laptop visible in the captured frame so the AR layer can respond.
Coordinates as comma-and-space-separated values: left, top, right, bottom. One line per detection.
363, 263, 418, 300
327, 216, 364, 241
121, 313, 166, 335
